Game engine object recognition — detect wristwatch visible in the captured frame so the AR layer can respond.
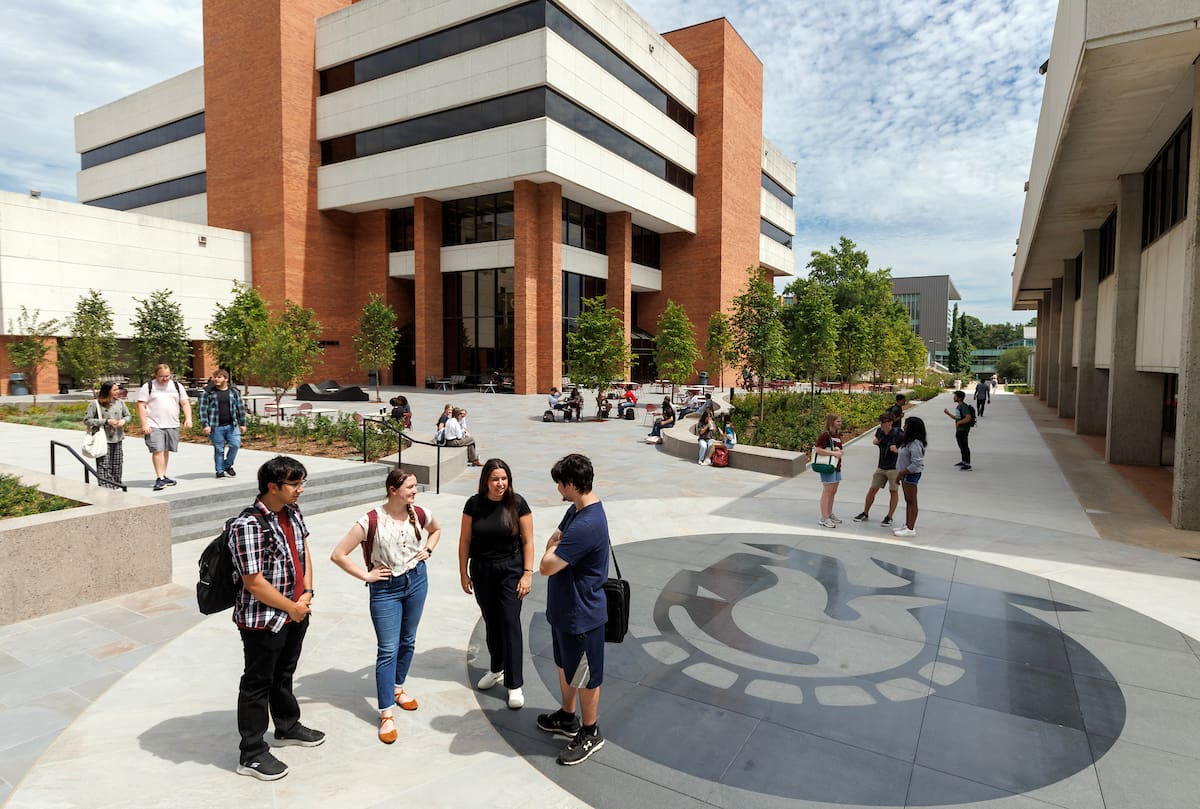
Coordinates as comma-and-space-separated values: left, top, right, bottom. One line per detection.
303, 588, 314, 595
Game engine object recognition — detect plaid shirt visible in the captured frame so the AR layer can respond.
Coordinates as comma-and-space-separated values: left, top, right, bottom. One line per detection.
229, 498, 309, 633
199, 386, 246, 428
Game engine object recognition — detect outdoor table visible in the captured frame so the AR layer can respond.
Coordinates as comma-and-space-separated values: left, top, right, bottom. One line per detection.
243, 394, 274, 415
477, 382, 497, 393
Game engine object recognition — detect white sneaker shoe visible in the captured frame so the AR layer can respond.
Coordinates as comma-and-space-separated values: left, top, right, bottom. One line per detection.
507, 688, 525, 709
818, 517, 837, 528
828, 514, 843, 524
893, 527, 917, 537
476, 670, 504, 690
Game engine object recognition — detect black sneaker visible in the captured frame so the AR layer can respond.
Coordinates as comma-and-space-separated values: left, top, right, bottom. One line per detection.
152, 478, 166, 491
273, 723, 326, 747
852, 512, 869, 522
960, 464, 972, 471
880, 516, 893, 527
536, 709, 581, 739
557, 725, 605, 766
236, 751, 288, 781
216, 471, 226, 479
225, 467, 237, 477
954, 462, 965, 468
162, 477, 178, 486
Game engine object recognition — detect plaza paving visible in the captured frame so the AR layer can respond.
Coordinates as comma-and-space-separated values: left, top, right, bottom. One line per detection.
1, 386, 1199, 808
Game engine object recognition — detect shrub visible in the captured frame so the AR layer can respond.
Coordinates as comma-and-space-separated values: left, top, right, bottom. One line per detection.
0, 474, 79, 518
909, 385, 942, 402
728, 391, 894, 451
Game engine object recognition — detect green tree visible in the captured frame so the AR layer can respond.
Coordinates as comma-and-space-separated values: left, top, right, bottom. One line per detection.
781, 277, 836, 398
947, 305, 974, 375
249, 302, 324, 436
653, 299, 701, 386
131, 289, 191, 380
729, 267, 787, 419
704, 311, 735, 388
958, 314, 986, 350
565, 296, 633, 416
206, 282, 269, 393
5, 307, 59, 403
354, 293, 399, 403
835, 309, 869, 391
996, 346, 1032, 382
806, 237, 895, 313
901, 329, 929, 383
978, 322, 1022, 349
58, 290, 116, 392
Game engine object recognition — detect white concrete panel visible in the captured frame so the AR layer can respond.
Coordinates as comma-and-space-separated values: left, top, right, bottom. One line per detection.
129, 194, 208, 226
1072, 298, 1081, 367
631, 261, 661, 292
318, 119, 696, 233
75, 67, 204, 152
1136, 223, 1185, 372
317, 31, 549, 140
0, 191, 249, 339
562, 244, 607, 279
760, 189, 794, 234
442, 241, 515, 272
1087, 0, 1200, 41
1095, 276, 1116, 369
762, 137, 796, 194
316, 0, 698, 112
77, 135, 206, 202
389, 251, 415, 278
759, 234, 795, 277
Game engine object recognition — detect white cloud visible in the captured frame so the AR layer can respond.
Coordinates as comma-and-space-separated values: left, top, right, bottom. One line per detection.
0, 0, 1053, 323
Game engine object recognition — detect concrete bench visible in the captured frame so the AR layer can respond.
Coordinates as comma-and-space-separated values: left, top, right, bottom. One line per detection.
659, 401, 808, 477
377, 442, 468, 486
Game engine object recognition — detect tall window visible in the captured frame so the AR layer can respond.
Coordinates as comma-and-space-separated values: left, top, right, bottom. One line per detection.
561, 199, 607, 254
1142, 114, 1190, 247
632, 225, 660, 268
1099, 211, 1116, 282
389, 207, 414, 251
443, 192, 514, 246
443, 269, 515, 375
561, 272, 607, 370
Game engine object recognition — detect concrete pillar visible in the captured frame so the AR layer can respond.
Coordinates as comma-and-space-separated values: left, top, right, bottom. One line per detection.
1105, 174, 1162, 464
1171, 66, 1200, 529
413, 197, 443, 386
1058, 258, 1078, 418
1046, 277, 1063, 408
1037, 295, 1049, 400
1075, 229, 1108, 434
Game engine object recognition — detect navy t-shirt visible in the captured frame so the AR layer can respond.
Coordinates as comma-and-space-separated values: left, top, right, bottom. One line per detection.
546, 502, 610, 634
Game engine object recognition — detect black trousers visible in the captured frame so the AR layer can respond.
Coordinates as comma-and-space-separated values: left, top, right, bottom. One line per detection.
470, 555, 525, 689
975, 398, 986, 416
956, 431, 971, 465
238, 617, 309, 761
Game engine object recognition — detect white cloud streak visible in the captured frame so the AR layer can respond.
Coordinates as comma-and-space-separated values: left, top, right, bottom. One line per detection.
0, 0, 1054, 323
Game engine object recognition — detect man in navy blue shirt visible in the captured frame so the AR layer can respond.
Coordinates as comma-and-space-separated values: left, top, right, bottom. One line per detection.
536, 453, 610, 765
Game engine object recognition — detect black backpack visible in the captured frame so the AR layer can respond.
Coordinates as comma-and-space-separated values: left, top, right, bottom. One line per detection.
197, 507, 267, 615
965, 403, 977, 427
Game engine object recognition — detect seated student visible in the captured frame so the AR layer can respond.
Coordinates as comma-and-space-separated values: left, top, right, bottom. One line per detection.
547, 387, 572, 421
645, 399, 676, 443
617, 385, 638, 418
567, 387, 584, 422
723, 415, 737, 448
444, 407, 484, 466
678, 391, 706, 418
389, 395, 412, 429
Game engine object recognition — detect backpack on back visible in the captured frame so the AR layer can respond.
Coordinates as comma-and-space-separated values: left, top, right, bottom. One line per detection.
965, 403, 977, 427
360, 505, 428, 570
197, 507, 266, 615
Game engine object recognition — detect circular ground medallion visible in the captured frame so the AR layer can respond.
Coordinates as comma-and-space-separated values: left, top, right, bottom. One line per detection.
471, 533, 1197, 808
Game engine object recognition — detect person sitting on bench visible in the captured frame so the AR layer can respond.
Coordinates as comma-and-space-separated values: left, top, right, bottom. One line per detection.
617, 385, 638, 418
547, 387, 572, 421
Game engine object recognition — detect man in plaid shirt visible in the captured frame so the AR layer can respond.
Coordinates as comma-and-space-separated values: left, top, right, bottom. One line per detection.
229, 456, 325, 780
199, 368, 246, 479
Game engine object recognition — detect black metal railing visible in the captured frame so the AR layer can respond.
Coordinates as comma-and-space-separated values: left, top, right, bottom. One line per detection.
49, 440, 128, 491
357, 415, 445, 494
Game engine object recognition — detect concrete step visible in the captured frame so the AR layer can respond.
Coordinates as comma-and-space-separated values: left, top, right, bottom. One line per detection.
166, 463, 388, 543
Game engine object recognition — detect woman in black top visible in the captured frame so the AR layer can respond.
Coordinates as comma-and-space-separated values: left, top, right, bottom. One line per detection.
458, 458, 535, 709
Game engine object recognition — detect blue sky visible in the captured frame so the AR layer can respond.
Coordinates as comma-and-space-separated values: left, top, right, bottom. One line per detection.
0, 0, 1056, 324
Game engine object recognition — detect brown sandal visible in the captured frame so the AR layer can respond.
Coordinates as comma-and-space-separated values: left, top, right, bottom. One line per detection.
395, 689, 418, 711
379, 714, 397, 744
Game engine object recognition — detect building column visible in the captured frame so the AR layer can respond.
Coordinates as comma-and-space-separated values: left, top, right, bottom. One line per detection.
1105, 173, 1162, 464
1058, 258, 1078, 418
1172, 65, 1200, 529
1075, 229, 1108, 434
1036, 296, 1048, 400
513, 180, 562, 395
413, 197, 442, 386
1046, 277, 1063, 408
606, 211, 632, 339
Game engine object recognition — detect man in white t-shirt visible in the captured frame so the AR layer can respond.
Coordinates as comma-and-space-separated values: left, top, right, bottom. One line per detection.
136, 363, 193, 491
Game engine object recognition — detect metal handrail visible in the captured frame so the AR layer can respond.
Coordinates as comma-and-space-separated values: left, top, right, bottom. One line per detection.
49, 440, 128, 491
357, 415, 445, 494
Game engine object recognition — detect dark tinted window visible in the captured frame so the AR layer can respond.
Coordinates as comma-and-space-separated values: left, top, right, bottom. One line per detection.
561, 198, 606, 254
1099, 211, 1116, 281
1142, 114, 1190, 247
632, 224, 660, 268
761, 172, 793, 206
80, 113, 205, 170
760, 218, 792, 248
85, 172, 206, 210
442, 192, 515, 246
389, 207, 415, 251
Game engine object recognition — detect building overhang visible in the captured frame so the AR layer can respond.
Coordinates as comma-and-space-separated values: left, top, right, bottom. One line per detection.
1012, 9, 1200, 310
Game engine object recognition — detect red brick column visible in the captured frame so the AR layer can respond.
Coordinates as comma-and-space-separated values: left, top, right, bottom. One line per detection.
413, 197, 443, 385
513, 180, 562, 394
607, 211, 632, 339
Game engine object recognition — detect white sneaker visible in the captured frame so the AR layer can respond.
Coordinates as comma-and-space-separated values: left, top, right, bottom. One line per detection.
476, 670, 504, 691
507, 688, 525, 709
818, 517, 837, 528
893, 527, 917, 537
828, 514, 843, 524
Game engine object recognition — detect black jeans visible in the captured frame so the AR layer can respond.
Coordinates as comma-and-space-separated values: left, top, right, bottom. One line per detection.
956, 430, 971, 465
975, 398, 986, 416
470, 555, 525, 689
238, 617, 309, 761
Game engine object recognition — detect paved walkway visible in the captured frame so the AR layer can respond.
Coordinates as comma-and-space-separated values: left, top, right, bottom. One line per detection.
1, 387, 1198, 807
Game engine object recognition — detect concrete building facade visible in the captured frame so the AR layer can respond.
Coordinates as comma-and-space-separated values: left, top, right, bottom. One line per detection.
892, 274, 961, 367
1013, 0, 1200, 529
71, 0, 796, 393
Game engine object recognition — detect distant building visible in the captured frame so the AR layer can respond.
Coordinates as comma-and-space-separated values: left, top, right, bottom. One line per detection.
892, 275, 960, 367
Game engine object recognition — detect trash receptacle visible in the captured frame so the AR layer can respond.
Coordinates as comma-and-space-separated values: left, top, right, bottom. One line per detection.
368, 370, 378, 387
8, 373, 29, 396
698, 371, 709, 386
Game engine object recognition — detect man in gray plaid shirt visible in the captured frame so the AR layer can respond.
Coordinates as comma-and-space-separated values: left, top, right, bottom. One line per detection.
229, 456, 325, 780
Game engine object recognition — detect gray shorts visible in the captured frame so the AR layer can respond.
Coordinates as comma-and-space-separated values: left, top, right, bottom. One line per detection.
145, 427, 180, 453
870, 468, 901, 491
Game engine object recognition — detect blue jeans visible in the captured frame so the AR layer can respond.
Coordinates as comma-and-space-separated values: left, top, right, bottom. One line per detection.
368, 563, 428, 710
210, 423, 241, 473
